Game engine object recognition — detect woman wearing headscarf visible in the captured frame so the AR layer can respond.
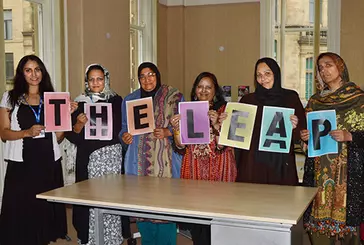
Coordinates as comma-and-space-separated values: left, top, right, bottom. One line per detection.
65, 64, 127, 245
120, 62, 184, 245
300, 52, 364, 245
236, 57, 306, 185
170, 72, 237, 245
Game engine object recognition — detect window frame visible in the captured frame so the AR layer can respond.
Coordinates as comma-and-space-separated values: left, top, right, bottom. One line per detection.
260, 0, 341, 100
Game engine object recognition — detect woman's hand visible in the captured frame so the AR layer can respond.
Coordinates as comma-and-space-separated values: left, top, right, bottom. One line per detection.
122, 132, 133, 145
76, 113, 88, 125
153, 128, 171, 139
170, 114, 181, 129
300, 129, 309, 142
73, 113, 88, 133
208, 110, 219, 130
70, 102, 78, 114
330, 130, 352, 142
290, 115, 298, 129
218, 112, 228, 125
24, 124, 45, 138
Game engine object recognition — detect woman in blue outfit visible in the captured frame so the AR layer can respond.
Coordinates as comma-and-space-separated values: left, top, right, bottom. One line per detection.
120, 62, 184, 245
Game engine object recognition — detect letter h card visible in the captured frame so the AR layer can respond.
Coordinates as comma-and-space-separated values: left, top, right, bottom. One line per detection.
84, 103, 113, 140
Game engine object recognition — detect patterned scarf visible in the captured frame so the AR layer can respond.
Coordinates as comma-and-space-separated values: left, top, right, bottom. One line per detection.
76, 64, 116, 103
136, 84, 183, 177
305, 73, 364, 236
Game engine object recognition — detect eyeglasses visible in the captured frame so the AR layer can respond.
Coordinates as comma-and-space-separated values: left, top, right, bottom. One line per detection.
256, 71, 273, 80
139, 72, 156, 81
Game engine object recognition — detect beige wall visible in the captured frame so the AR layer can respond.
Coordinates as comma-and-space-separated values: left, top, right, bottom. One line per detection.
66, 0, 130, 99
341, 0, 364, 88
158, 2, 260, 101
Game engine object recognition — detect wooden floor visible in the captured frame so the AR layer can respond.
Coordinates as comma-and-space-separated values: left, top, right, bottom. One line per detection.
51, 207, 314, 245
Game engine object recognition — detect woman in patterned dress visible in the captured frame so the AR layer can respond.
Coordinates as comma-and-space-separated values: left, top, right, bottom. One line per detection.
66, 64, 127, 245
120, 62, 184, 245
170, 72, 237, 245
300, 52, 364, 245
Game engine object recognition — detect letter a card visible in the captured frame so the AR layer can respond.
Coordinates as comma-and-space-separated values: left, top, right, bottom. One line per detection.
179, 101, 210, 144
44, 92, 72, 132
126, 97, 155, 136
307, 110, 337, 157
84, 103, 113, 140
258, 106, 294, 153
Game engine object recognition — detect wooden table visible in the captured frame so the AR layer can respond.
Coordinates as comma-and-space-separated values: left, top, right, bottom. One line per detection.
37, 174, 317, 245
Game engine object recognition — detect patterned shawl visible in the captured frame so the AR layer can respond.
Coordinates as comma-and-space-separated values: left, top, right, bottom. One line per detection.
137, 84, 183, 178
305, 81, 364, 236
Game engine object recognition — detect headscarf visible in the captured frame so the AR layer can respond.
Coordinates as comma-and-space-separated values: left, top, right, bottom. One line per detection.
75, 64, 116, 103
254, 57, 286, 106
138, 62, 162, 98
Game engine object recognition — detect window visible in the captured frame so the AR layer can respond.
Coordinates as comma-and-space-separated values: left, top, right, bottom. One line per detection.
309, 0, 323, 24
5, 53, 14, 81
261, 0, 340, 102
129, 0, 156, 92
4, 10, 12, 40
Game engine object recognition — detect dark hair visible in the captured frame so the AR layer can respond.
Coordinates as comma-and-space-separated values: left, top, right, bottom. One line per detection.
190, 72, 225, 104
8, 55, 54, 108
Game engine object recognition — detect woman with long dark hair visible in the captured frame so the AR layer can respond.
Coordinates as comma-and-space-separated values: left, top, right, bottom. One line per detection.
0, 55, 68, 245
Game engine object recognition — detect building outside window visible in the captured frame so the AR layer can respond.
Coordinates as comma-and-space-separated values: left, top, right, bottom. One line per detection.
4, 9, 12, 40
5, 53, 14, 81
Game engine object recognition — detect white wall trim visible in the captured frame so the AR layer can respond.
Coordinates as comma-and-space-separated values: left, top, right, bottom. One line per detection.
159, 0, 259, 7
327, 0, 341, 54
64, 0, 69, 92
260, 0, 274, 58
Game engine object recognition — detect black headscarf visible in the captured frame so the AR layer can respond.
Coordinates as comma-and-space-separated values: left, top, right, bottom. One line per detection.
254, 57, 286, 106
254, 57, 290, 177
138, 62, 162, 98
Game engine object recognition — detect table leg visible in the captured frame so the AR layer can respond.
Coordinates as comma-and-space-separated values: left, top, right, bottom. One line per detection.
94, 208, 104, 245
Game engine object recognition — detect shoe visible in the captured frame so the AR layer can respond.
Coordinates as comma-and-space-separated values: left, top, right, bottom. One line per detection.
127, 238, 137, 245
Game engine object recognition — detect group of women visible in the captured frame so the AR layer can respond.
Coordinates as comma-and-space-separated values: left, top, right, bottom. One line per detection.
0, 52, 362, 245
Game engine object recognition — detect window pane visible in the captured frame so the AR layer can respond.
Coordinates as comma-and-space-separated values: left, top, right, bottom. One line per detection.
4, 10, 12, 40
274, 0, 328, 101
5, 53, 14, 81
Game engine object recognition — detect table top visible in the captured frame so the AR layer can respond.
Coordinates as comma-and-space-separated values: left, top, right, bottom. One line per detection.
37, 174, 317, 225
